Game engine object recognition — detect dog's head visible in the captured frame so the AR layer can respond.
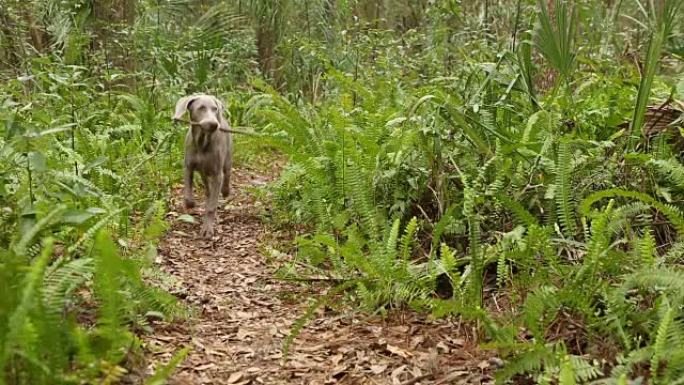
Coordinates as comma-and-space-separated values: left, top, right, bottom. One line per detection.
173, 94, 229, 134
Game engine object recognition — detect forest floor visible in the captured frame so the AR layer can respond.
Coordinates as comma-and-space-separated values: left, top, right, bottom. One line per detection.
134, 164, 497, 385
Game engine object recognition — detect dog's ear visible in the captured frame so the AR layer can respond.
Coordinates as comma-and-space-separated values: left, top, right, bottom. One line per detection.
213, 97, 231, 131
173, 95, 198, 122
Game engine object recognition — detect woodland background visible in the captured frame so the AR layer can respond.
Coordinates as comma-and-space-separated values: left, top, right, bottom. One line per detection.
1, 0, 684, 384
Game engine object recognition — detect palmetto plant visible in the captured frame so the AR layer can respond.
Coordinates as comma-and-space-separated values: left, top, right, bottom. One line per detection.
629, 0, 683, 138
534, 0, 578, 85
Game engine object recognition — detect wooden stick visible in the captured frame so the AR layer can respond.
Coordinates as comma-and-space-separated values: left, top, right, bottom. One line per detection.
172, 118, 263, 136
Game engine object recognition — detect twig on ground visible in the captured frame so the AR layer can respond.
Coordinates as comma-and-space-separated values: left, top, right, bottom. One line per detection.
434, 370, 468, 384
275, 276, 348, 283
400, 374, 433, 385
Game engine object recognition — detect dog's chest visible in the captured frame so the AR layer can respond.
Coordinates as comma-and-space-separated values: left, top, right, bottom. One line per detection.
185, 130, 229, 175
188, 149, 225, 174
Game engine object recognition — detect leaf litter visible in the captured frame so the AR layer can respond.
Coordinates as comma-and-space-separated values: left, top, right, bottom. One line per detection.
128, 166, 496, 384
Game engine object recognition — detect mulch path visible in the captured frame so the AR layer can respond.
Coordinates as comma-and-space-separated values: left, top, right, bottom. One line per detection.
134, 166, 497, 385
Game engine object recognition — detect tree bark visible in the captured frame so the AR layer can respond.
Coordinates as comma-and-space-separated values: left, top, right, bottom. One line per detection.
91, 0, 136, 72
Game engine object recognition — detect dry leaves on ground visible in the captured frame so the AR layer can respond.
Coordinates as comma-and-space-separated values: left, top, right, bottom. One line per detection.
128, 167, 497, 385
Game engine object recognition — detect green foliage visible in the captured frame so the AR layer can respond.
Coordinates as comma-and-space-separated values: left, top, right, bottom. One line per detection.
0, 231, 181, 384
630, 0, 683, 137
252, 1, 684, 382
2, 0, 684, 383
535, 0, 578, 82
144, 346, 191, 385
0, 23, 199, 381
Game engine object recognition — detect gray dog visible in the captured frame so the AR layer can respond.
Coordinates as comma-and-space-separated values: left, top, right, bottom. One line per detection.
173, 94, 233, 238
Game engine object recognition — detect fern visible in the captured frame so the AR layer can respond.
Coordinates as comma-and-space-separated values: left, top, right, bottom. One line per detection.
661, 241, 684, 264
649, 158, 684, 189
42, 257, 94, 324
67, 207, 125, 254
0, 239, 54, 377
399, 217, 418, 262
650, 302, 674, 383
495, 344, 549, 383
496, 251, 509, 288
555, 140, 576, 236
14, 205, 66, 255
144, 346, 190, 385
559, 355, 577, 385
637, 229, 657, 268
496, 193, 539, 227
580, 188, 684, 235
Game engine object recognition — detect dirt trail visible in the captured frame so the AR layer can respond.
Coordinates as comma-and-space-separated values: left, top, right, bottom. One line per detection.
139, 166, 495, 385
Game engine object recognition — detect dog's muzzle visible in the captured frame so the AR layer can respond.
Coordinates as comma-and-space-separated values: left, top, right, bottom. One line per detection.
200, 120, 218, 133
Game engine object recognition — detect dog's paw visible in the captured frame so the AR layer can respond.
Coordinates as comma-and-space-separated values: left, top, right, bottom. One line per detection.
199, 222, 215, 239
184, 198, 196, 209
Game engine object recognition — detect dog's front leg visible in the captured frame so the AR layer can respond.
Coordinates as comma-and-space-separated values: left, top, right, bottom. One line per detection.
183, 164, 195, 209
221, 154, 232, 198
200, 173, 222, 238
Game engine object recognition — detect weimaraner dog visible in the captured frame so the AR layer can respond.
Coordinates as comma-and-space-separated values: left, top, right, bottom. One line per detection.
173, 94, 233, 238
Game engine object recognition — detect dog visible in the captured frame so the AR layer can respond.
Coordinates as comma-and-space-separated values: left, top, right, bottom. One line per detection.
173, 94, 233, 238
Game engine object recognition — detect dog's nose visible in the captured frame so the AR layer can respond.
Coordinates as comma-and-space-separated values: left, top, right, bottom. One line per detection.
203, 121, 218, 132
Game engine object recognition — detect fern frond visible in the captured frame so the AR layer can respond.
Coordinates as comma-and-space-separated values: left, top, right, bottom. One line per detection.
14, 205, 66, 256
67, 208, 125, 254
637, 229, 657, 268
559, 355, 577, 385
580, 188, 684, 235
555, 140, 576, 236
43, 257, 94, 324
399, 217, 418, 261
496, 193, 539, 227
651, 303, 674, 381
144, 346, 190, 385
1, 239, 54, 373
649, 158, 684, 189
385, 218, 401, 259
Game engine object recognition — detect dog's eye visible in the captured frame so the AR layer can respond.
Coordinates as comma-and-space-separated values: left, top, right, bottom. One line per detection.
198, 106, 206, 111
211, 107, 218, 112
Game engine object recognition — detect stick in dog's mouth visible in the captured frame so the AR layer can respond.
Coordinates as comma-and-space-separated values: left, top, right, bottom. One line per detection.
172, 118, 261, 136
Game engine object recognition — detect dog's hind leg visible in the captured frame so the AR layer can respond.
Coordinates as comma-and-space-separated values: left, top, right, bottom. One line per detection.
200, 173, 222, 238
183, 166, 195, 209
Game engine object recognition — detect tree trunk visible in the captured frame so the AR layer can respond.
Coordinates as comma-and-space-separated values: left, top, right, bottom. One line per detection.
0, 7, 21, 68
25, 12, 48, 53
256, 26, 275, 78
91, 0, 136, 75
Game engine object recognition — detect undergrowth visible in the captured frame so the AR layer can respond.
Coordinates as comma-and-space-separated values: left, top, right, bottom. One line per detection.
247, 1, 684, 383
2, 0, 684, 383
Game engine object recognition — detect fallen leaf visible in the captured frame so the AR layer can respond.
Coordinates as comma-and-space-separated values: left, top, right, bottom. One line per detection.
434, 370, 468, 385
331, 354, 344, 366
391, 365, 408, 385
410, 335, 425, 349
330, 364, 348, 379
436, 341, 450, 353
386, 344, 412, 359
489, 357, 504, 368
227, 372, 244, 383
194, 363, 216, 371
236, 328, 254, 340
370, 364, 388, 374
447, 337, 465, 346
177, 214, 196, 223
